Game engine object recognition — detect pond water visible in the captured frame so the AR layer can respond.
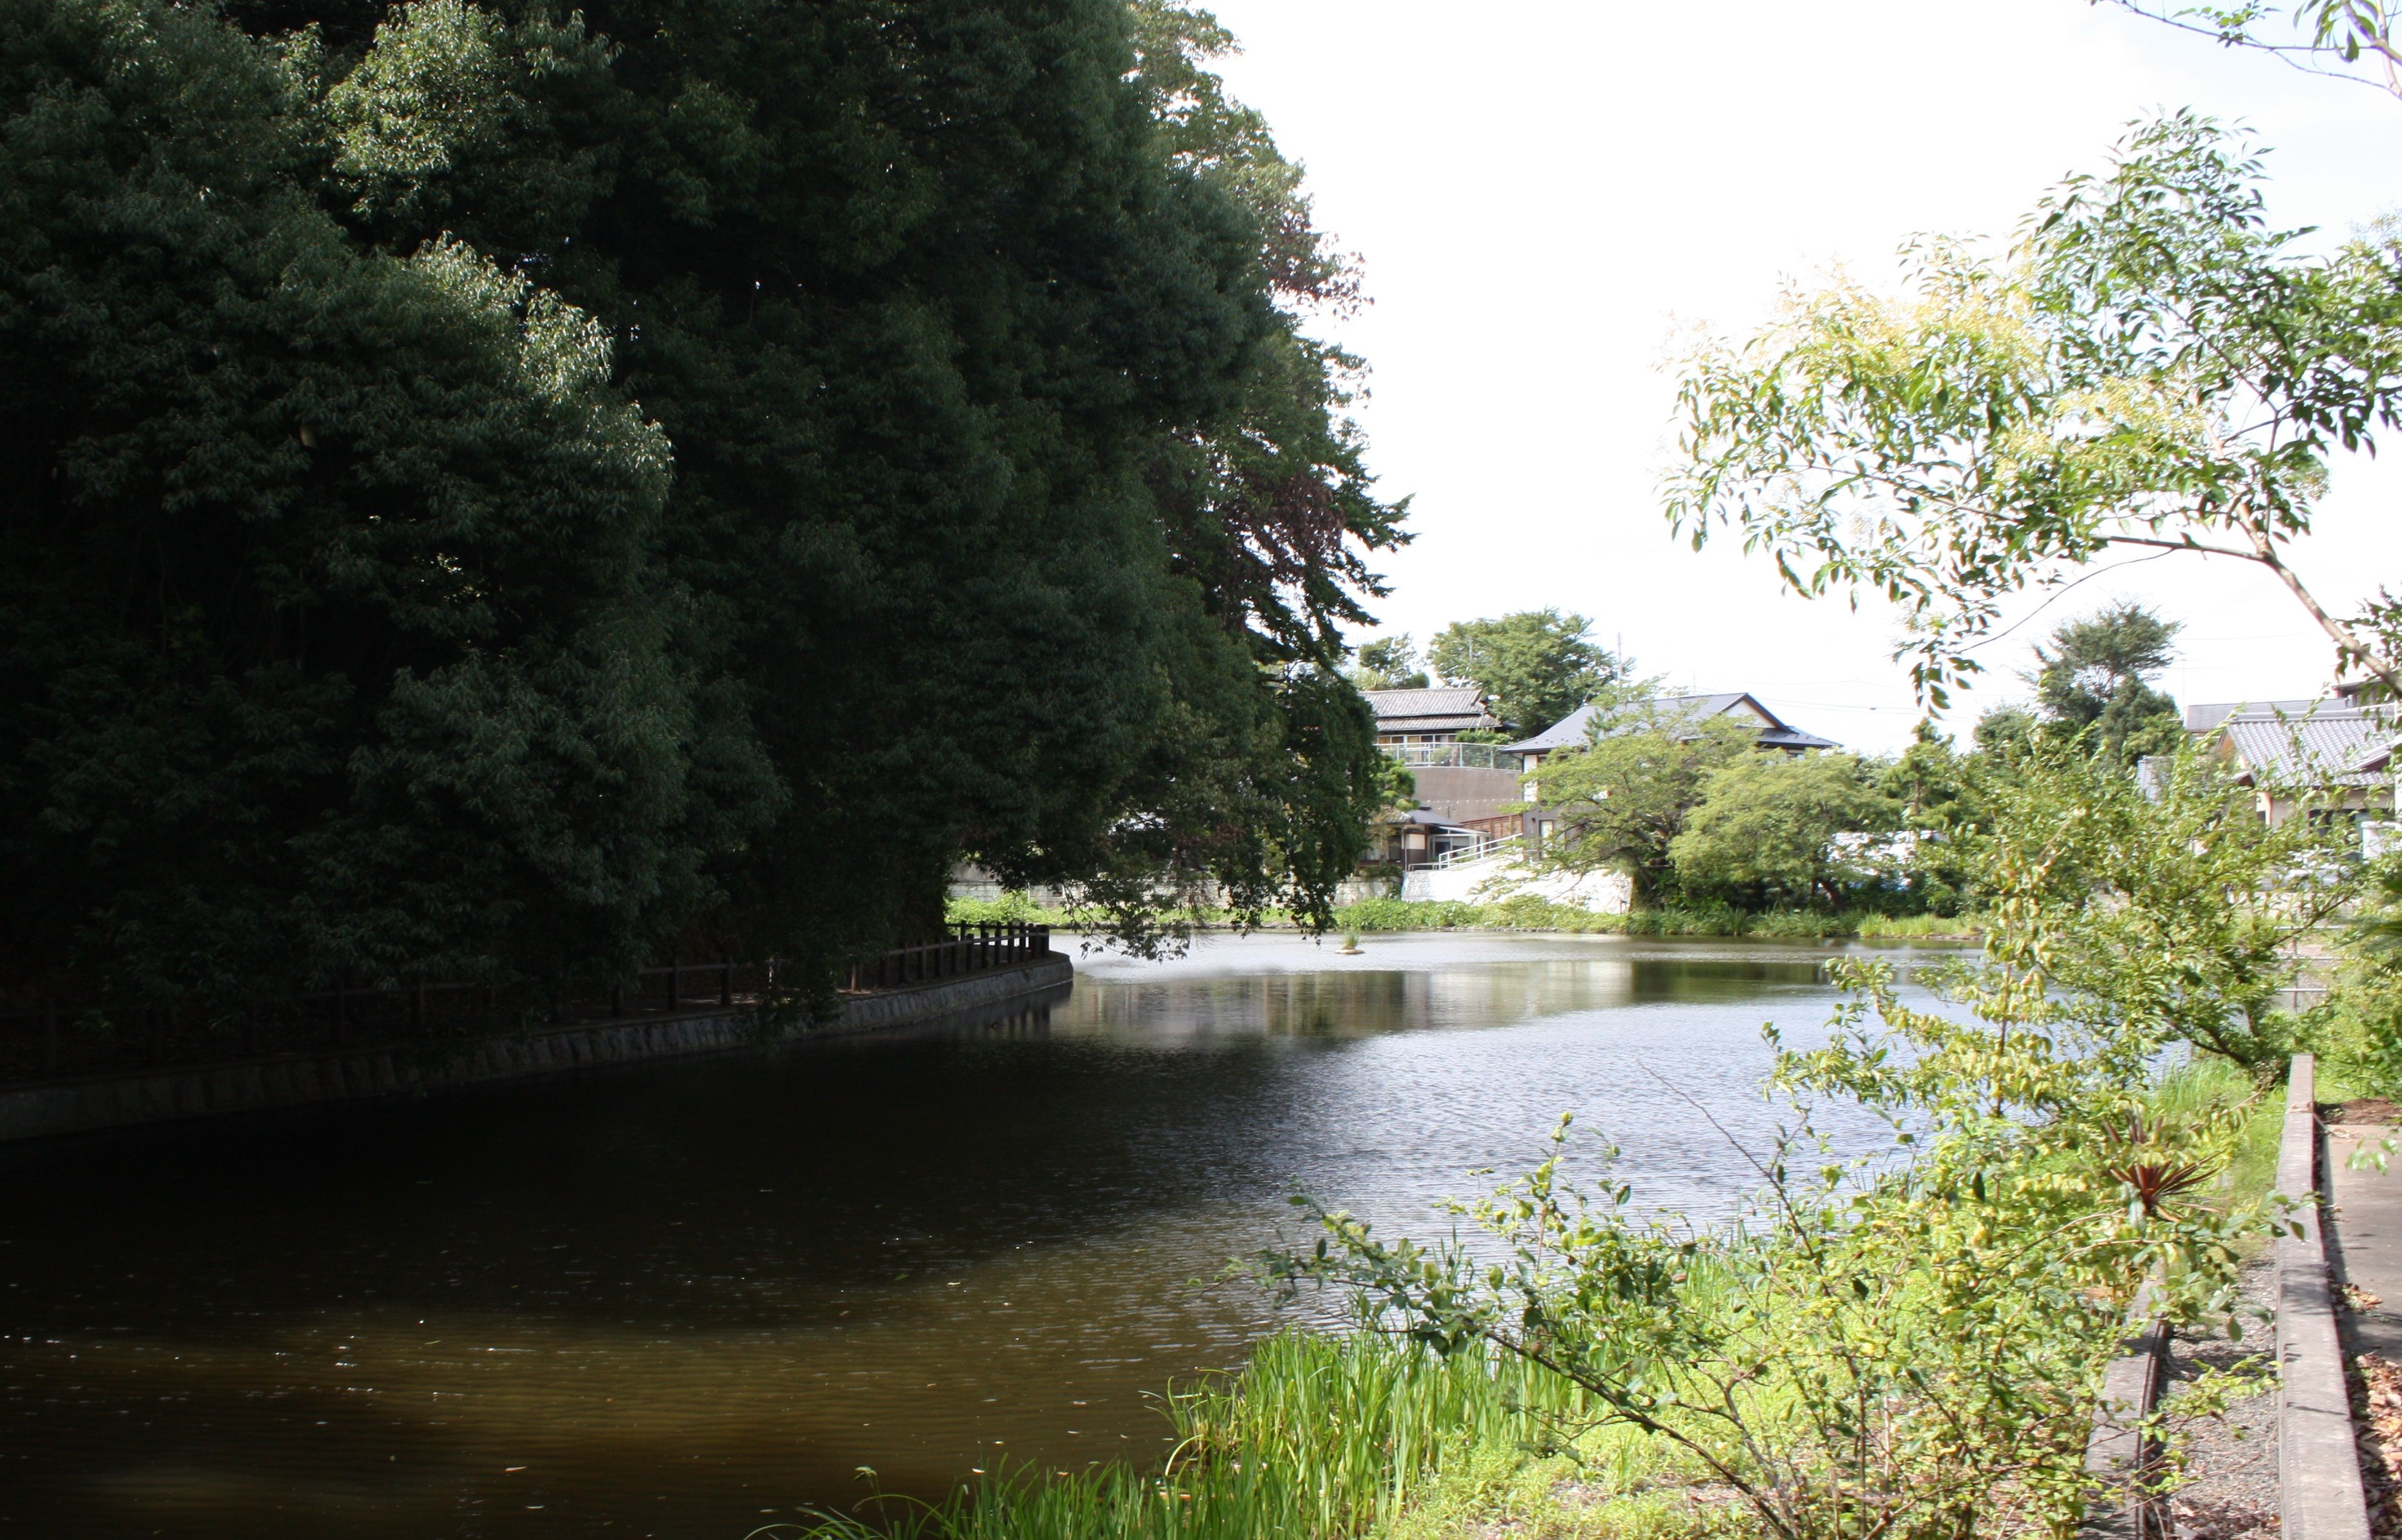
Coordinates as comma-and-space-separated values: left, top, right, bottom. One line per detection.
0, 933, 1956, 1538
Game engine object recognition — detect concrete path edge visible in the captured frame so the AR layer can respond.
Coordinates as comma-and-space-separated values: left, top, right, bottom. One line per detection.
2280, 1052, 2374, 1540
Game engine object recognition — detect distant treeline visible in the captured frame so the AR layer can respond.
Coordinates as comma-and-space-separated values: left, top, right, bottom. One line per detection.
0, 0, 1401, 1018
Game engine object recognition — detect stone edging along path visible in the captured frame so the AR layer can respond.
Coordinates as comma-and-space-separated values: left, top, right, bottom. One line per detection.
0, 954, 1074, 1145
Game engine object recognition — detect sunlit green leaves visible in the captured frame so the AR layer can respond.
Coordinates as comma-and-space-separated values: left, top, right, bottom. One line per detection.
1667, 112, 2402, 701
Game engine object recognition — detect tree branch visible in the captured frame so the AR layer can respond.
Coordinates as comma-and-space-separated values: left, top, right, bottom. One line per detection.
2098, 534, 2262, 560
2233, 513, 2402, 699
2102, 0, 2402, 100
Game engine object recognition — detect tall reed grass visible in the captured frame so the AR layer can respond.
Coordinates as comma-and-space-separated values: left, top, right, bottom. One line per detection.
783, 1331, 1591, 1540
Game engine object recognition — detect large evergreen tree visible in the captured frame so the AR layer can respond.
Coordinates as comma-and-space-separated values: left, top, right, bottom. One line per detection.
0, 0, 1402, 1021
0, 0, 760, 1016
2027, 602, 2186, 767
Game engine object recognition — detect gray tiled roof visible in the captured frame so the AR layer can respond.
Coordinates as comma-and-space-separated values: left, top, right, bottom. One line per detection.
2187, 699, 2318, 734
2213, 701, 2395, 787
1506, 693, 1839, 754
1363, 686, 1496, 732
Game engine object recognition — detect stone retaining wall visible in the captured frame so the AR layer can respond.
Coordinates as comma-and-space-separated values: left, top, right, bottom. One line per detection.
0, 954, 1073, 1144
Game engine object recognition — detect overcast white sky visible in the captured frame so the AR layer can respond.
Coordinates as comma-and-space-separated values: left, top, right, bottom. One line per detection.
1202, 0, 2402, 752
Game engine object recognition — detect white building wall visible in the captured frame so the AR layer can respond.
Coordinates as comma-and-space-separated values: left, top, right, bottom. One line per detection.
1399, 854, 1631, 912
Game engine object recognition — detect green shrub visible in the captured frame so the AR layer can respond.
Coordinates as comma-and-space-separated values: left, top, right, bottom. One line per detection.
946, 894, 1073, 927
1741, 909, 1856, 939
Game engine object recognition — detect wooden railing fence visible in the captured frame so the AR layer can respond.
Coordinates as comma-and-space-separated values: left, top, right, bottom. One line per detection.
845, 923, 1051, 990
0, 923, 1050, 1082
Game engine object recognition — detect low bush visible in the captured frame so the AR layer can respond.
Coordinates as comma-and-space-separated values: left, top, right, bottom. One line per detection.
946, 894, 1075, 928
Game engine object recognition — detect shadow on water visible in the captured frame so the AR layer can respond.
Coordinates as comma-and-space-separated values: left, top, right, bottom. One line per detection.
0, 933, 1952, 1537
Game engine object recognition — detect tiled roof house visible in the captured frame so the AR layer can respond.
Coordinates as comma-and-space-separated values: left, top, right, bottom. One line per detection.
1506, 692, 1839, 771
2190, 697, 2396, 826
1361, 686, 1499, 744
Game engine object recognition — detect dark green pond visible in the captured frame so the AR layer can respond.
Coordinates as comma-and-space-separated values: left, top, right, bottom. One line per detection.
0, 933, 1949, 1538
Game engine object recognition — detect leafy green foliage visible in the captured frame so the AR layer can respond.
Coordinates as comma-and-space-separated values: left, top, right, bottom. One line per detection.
1, 0, 1406, 1016
0, 0, 763, 1011
2104, 1, 2402, 99
1878, 724, 1978, 913
1669, 752, 1900, 909
1667, 113, 2402, 703
1126, 0, 1408, 657
2316, 856, 2402, 1094
1350, 635, 1430, 690
1527, 697, 1759, 902
2028, 602, 2187, 767
1428, 610, 1626, 737
1967, 739, 2352, 1071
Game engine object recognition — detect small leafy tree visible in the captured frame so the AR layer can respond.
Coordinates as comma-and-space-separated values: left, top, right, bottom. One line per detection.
1670, 752, 1900, 909
1429, 610, 1628, 737
1667, 113, 2402, 704
1271, 738, 2308, 1539
1969, 740, 2355, 1072
1878, 724, 1982, 913
1528, 695, 1755, 902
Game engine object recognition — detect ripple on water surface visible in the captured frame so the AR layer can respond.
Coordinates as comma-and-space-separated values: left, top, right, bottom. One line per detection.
0, 932, 1956, 1537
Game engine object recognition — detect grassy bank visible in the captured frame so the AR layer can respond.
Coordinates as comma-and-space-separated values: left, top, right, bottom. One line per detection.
789, 1329, 1683, 1540
947, 892, 1978, 942
1332, 896, 1975, 940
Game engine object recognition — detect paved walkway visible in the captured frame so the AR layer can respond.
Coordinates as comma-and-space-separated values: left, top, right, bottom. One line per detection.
2326, 1120, 2402, 1359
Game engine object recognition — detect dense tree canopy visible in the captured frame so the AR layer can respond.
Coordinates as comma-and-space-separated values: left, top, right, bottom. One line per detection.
1526, 695, 1755, 902
2027, 602, 2186, 766
1349, 635, 1429, 691
0, 0, 1403, 1018
1429, 610, 1627, 738
1530, 697, 1983, 914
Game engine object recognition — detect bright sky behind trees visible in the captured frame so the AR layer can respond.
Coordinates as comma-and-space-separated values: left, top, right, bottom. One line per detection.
1205, 0, 2402, 752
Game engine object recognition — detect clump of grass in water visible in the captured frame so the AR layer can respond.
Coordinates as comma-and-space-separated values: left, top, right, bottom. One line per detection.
782, 1331, 1593, 1540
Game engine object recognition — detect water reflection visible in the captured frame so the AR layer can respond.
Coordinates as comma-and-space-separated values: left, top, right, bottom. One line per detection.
0, 934, 1956, 1537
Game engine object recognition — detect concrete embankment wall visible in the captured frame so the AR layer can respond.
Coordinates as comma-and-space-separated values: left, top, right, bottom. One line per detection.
0, 954, 1073, 1145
